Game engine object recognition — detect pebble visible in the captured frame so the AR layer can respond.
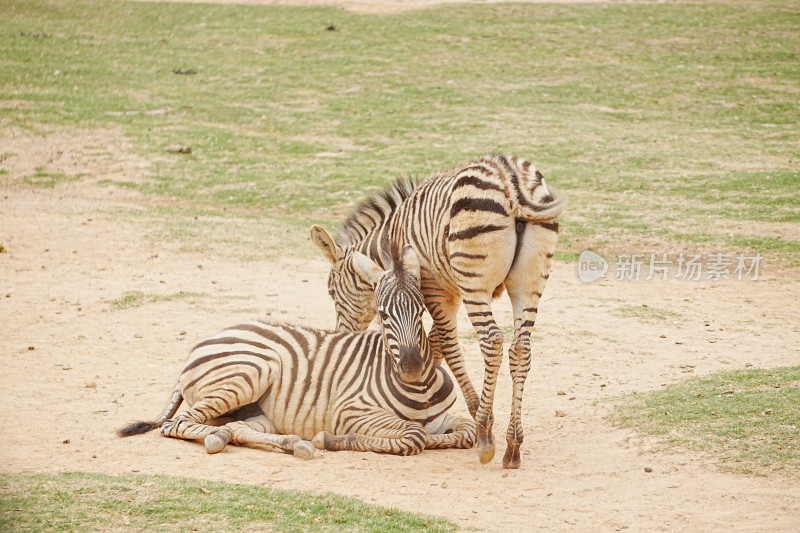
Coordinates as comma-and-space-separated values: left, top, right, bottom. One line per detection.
166, 145, 192, 154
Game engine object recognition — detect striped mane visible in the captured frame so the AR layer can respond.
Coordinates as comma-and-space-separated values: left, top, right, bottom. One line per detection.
336, 177, 418, 247
384, 241, 408, 288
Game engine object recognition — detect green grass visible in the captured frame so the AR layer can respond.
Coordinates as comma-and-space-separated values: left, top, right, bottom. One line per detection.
1, 0, 798, 265
0, 472, 456, 532
110, 290, 204, 310
610, 366, 800, 476
21, 167, 83, 188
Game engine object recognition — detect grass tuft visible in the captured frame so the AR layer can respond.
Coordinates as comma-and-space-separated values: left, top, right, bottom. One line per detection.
610, 366, 800, 476
612, 304, 683, 323
110, 290, 204, 310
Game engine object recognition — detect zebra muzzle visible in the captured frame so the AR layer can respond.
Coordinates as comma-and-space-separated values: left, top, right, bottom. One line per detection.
398, 345, 424, 382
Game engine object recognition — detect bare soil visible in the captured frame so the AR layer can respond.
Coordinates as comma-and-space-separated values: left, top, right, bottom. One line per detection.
2, 70, 799, 533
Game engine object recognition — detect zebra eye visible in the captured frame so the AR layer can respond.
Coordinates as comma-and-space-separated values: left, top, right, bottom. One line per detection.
378, 309, 389, 321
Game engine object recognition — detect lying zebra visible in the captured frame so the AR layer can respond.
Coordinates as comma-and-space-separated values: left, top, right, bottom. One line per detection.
117, 244, 475, 458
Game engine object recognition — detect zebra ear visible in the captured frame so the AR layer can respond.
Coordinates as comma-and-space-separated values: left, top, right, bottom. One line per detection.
401, 245, 421, 280
351, 251, 384, 286
310, 225, 342, 267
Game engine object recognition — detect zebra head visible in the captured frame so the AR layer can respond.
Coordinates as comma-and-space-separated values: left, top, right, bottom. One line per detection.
350, 243, 429, 383
311, 224, 378, 332
311, 225, 428, 383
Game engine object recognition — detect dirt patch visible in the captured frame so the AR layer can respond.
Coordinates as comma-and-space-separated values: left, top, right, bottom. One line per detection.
0, 126, 152, 190
1, 127, 798, 531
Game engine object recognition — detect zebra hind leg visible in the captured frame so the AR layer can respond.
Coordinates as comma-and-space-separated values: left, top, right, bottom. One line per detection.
160, 401, 235, 454
224, 415, 315, 460
502, 333, 531, 469
462, 295, 504, 464
502, 222, 558, 469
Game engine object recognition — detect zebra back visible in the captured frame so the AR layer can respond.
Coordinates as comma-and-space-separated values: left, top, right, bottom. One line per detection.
312, 154, 564, 331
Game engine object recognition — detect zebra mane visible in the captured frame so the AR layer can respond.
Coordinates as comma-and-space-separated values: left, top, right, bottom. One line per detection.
385, 240, 405, 285
336, 177, 419, 247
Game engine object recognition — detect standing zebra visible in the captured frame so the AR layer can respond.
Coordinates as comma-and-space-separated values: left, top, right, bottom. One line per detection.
117, 244, 475, 457
310, 154, 563, 468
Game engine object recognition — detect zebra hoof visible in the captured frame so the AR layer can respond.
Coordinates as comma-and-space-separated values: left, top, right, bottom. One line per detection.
204, 433, 228, 454
502, 444, 521, 469
311, 432, 327, 450
293, 440, 316, 460
478, 443, 495, 464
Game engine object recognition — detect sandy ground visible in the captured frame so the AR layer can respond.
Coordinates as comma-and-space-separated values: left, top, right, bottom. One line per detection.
1, 125, 799, 531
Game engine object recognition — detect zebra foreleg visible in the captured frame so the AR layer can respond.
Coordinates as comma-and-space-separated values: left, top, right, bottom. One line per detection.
312, 412, 427, 456
427, 292, 480, 419
423, 412, 476, 450
223, 415, 315, 460
312, 430, 426, 456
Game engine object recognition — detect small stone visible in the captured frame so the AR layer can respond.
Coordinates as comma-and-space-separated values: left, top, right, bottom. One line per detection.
557, 391, 566, 396
555, 410, 566, 417
62, 439, 70, 445
166, 145, 192, 154
27, 345, 35, 351
763, 409, 773, 415
644, 466, 653, 473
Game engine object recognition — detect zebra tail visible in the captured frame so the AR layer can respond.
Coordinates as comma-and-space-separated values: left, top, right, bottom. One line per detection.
116, 386, 183, 437
517, 189, 566, 223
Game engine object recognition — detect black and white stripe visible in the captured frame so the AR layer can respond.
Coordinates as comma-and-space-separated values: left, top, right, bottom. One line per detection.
118, 245, 475, 457
311, 154, 563, 468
